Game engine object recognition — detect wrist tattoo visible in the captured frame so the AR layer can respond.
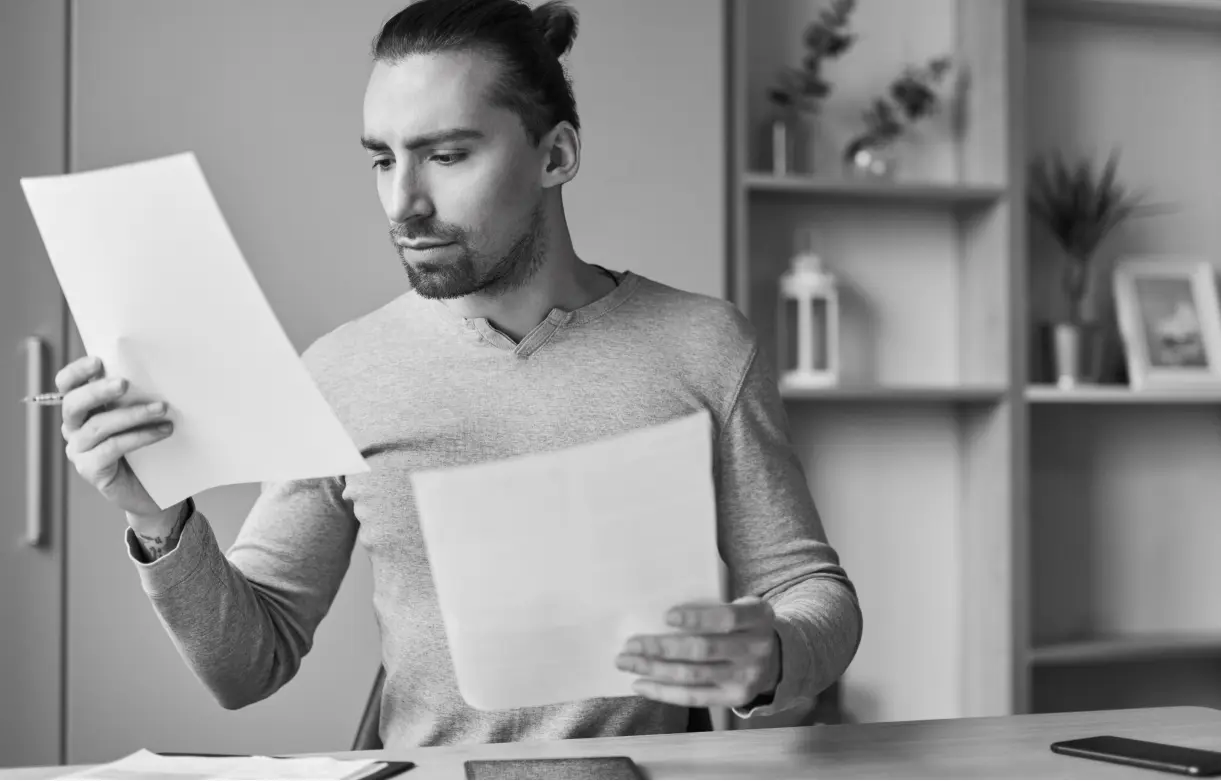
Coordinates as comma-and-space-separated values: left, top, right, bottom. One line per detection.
137, 502, 190, 562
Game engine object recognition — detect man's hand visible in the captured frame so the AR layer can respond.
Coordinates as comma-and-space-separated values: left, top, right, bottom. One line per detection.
615, 596, 781, 709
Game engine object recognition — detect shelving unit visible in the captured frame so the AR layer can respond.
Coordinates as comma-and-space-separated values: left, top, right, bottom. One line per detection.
727, 0, 1021, 727
1027, 385, 1221, 404
728, 0, 1221, 728
1023, 0, 1221, 719
1030, 633, 1221, 666
743, 173, 1006, 206
781, 384, 1008, 404
1027, 0, 1221, 27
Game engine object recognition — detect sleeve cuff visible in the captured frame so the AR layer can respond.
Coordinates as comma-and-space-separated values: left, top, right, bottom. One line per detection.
732, 614, 816, 719
124, 498, 217, 596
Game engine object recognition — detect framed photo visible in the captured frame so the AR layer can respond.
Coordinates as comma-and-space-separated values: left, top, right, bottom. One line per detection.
1112, 256, 1221, 391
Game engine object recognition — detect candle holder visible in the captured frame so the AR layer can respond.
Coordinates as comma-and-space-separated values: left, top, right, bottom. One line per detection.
777, 227, 840, 391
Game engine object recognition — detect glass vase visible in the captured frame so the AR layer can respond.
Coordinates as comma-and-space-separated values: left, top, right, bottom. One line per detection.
844, 137, 896, 180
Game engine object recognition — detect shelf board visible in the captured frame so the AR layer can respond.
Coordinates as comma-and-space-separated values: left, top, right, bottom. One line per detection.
1028, 0, 1221, 26
1030, 633, 1221, 666
1027, 384, 1221, 404
743, 173, 1006, 206
781, 384, 1007, 403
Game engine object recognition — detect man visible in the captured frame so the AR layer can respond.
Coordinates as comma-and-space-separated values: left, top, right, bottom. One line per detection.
54, 0, 861, 749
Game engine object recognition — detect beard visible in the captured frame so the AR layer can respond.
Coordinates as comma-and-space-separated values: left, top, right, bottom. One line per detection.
391, 204, 547, 301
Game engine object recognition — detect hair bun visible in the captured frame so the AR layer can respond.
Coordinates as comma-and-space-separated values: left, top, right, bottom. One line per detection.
533, 0, 578, 58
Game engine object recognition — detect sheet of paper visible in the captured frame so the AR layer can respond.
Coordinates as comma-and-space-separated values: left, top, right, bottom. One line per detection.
21, 152, 368, 508
58, 748, 384, 780
410, 409, 725, 711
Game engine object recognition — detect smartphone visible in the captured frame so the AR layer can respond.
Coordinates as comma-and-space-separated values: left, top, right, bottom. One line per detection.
464, 755, 644, 780
1051, 735, 1221, 776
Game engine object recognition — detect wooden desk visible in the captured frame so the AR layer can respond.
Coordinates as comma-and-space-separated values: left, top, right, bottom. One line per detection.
5, 706, 1221, 779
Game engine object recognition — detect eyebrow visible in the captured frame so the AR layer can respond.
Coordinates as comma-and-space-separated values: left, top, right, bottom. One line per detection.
360, 128, 486, 153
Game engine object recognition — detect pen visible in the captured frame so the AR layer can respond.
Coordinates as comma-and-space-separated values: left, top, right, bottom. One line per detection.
22, 392, 65, 406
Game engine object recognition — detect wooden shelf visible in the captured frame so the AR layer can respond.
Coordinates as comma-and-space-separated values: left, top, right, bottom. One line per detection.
743, 173, 1006, 206
1027, 385, 1221, 404
1030, 633, 1221, 665
1028, 0, 1221, 26
781, 384, 1007, 403
731, 0, 1019, 723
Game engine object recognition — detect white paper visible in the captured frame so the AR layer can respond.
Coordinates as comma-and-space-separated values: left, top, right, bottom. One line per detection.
21, 153, 368, 508
58, 748, 383, 780
410, 410, 725, 711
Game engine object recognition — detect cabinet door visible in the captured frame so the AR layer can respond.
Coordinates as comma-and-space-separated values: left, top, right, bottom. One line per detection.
0, 0, 68, 769
66, 0, 407, 762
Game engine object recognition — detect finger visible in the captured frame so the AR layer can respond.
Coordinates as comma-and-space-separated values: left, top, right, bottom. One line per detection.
630, 678, 754, 709
61, 376, 129, 433
667, 597, 772, 634
615, 654, 737, 686
54, 355, 104, 394
623, 633, 766, 663
70, 400, 170, 454
75, 422, 173, 480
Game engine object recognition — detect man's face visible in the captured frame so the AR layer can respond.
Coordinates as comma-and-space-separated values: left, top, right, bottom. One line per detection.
362, 50, 548, 300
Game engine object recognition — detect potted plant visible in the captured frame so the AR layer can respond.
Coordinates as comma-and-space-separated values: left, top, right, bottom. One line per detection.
1028, 149, 1167, 387
844, 54, 953, 178
765, 0, 856, 175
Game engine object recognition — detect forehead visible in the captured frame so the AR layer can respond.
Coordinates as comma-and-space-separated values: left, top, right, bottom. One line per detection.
363, 50, 501, 137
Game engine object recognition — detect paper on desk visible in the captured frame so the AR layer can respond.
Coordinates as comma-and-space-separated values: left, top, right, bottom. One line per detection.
411, 409, 725, 711
20, 153, 368, 508
58, 748, 383, 780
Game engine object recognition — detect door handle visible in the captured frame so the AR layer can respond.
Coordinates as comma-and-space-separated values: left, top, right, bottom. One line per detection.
24, 336, 49, 547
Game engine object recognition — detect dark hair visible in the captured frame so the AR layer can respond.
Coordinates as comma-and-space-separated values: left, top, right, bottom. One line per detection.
371, 0, 580, 145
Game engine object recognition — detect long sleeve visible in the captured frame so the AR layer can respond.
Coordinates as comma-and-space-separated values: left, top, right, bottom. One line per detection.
124, 474, 359, 709
714, 342, 863, 719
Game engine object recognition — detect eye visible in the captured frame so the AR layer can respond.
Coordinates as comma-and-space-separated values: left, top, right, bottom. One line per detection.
371, 157, 393, 171
431, 151, 468, 166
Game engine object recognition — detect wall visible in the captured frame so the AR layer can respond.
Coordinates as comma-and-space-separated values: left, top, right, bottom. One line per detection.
562, 0, 726, 300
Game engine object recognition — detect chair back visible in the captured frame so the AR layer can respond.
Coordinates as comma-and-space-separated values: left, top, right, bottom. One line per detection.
351, 666, 387, 751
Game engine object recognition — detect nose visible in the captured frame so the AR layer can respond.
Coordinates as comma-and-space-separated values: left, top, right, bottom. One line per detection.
386, 164, 433, 224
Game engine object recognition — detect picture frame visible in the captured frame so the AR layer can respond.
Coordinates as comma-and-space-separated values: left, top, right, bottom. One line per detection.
1112, 256, 1221, 391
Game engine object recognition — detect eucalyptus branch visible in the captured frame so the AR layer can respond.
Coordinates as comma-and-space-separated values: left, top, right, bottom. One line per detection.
849, 54, 953, 151
768, 0, 857, 115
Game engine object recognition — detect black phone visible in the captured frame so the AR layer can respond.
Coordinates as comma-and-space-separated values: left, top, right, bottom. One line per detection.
1051, 735, 1221, 776
464, 755, 644, 780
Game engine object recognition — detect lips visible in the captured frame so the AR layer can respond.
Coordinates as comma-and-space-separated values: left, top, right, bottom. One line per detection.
398, 241, 453, 251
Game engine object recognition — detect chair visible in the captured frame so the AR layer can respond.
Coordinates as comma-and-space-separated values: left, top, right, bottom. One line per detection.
351, 666, 715, 750
352, 666, 387, 751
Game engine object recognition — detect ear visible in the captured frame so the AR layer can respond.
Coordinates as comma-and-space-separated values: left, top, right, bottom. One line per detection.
540, 121, 580, 188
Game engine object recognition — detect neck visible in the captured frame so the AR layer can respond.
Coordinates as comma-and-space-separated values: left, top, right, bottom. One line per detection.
438, 205, 615, 342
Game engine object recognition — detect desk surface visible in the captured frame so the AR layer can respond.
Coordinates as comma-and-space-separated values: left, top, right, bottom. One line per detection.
6, 706, 1221, 779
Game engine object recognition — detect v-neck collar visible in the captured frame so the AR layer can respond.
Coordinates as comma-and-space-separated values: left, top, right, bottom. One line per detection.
423, 267, 640, 357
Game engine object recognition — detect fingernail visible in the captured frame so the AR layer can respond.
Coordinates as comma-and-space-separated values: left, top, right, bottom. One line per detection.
666, 610, 685, 627
624, 640, 641, 654
157, 423, 173, 433
111, 378, 127, 392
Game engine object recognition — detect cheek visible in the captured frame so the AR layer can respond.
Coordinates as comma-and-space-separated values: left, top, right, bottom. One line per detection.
376, 173, 394, 212
445, 160, 537, 242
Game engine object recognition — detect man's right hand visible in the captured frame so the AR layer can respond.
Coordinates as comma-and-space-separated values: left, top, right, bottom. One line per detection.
57, 355, 181, 529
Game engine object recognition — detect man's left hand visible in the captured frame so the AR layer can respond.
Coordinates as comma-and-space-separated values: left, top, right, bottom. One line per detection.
615, 596, 780, 709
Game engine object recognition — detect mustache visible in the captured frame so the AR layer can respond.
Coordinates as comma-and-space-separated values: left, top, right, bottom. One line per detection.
389, 221, 460, 245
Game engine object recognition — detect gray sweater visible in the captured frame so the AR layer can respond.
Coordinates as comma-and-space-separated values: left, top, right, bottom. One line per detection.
125, 269, 862, 749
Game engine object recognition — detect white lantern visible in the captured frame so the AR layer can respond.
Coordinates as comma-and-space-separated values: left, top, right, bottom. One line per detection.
777, 228, 839, 391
